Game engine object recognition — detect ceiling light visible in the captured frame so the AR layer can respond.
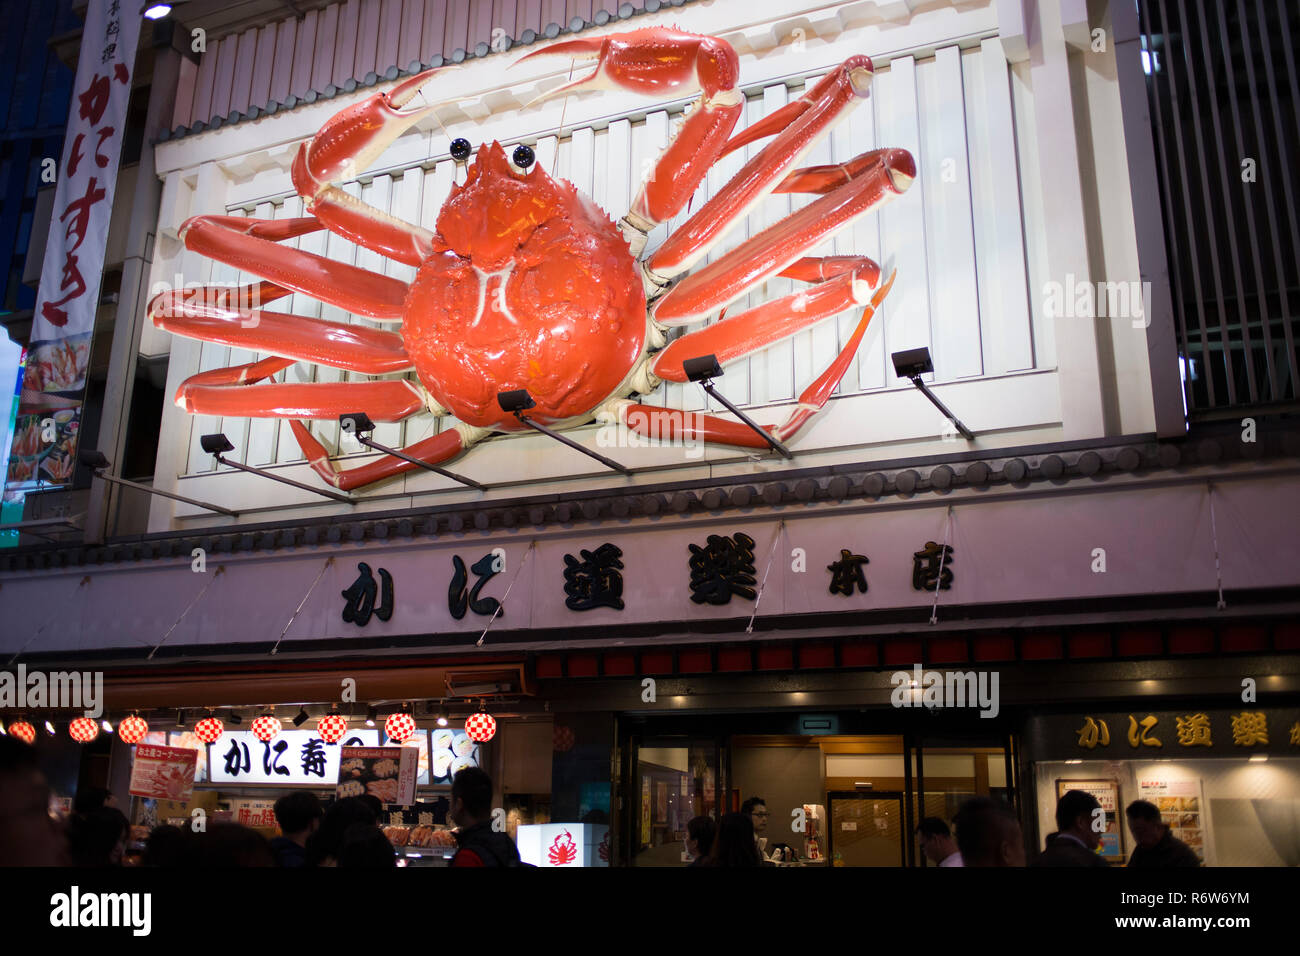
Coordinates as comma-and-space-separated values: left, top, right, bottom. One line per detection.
143, 3, 173, 20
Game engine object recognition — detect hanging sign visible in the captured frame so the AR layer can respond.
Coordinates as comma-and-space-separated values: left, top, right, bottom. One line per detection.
207, 728, 379, 786
129, 744, 198, 801
9, 0, 139, 487
336, 746, 419, 806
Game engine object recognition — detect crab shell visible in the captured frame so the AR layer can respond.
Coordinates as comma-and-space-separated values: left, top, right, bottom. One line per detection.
402, 141, 647, 432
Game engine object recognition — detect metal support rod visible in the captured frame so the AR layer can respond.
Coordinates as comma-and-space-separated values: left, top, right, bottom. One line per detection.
513, 414, 631, 475
908, 376, 975, 441
354, 434, 485, 490
213, 455, 353, 503
93, 470, 239, 516
700, 381, 793, 459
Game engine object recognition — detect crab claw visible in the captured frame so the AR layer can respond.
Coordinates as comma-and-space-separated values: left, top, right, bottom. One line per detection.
292, 68, 446, 198
514, 27, 740, 109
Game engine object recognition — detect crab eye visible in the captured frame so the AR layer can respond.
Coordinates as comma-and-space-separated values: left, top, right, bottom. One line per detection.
449, 138, 472, 162
512, 144, 535, 170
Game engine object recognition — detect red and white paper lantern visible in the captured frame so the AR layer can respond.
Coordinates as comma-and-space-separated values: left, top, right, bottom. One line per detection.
68, 716, 99, 743
317, 713, 348, 744
118, 714, 149, 744
194, 716, 225, 743
8, 720, 36, 744
384, 712, 416, 743
251, 714, 282, 742
465, 712, 497, 743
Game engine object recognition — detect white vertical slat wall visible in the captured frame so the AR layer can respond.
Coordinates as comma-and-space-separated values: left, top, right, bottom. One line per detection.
181, 50, 1039, 474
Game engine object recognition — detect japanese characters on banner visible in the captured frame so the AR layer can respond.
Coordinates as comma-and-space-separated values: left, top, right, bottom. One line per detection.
128, 744, 198, 802
337, 746, 419, 806
207, 729, 380, 786
8, 0, 139, 487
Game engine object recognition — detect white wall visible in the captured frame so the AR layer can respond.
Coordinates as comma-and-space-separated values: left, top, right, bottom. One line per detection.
139, 0, 1160, 530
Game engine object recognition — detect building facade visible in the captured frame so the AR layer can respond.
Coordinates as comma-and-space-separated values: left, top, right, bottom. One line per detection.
3, 0, 1298, 867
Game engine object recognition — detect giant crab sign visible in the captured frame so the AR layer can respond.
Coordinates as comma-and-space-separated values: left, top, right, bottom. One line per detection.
150, 28, 915, 491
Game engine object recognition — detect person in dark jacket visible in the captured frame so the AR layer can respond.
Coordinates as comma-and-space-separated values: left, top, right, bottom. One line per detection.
1033, 789, 1108, 867
953, 797, 1025, 867
449, 767, 523, 867
271, 791, 322, 867
338, 822, 397, 867
1125, 800, 1201, 867
685, 815, 716, 866
699, 812, 763, 867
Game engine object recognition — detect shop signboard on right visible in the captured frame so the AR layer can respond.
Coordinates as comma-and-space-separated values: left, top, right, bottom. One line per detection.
1026, 708, 1300, 866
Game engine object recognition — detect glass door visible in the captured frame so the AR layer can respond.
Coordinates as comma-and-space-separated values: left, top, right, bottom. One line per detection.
631, 737, 725, 867
827, 791, 906, 866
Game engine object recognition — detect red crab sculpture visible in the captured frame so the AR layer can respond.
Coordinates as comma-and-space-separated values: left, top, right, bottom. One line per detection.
150, 28, 915, 491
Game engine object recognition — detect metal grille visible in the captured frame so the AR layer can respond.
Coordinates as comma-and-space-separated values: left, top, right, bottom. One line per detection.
1139, 0, 1300, 414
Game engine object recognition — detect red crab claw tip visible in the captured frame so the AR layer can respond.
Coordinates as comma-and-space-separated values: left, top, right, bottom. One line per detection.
299, 70, 446, 191
883, 148, 917, 193
512, 36, 605, 68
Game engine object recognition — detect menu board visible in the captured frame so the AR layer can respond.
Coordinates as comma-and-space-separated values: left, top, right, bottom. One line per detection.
1138, 778, 1207, 862
427, 728, 481, 784
129, 744, 198, 801
207, 729, 379, 786
1056, 779, 1124, 862
336, 746, 418, 806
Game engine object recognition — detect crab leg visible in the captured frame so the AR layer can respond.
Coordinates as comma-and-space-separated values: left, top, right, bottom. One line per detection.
653, 148, 914, 326
290, 69, 445, 265
149, 287, 413, 373
625, 272, 895, 447
647, 58, 876, 279
177, 378, 427, 421
290, 421, 487, 492
516, 28, 743, 229
651, 258, 881, 380
180, 214, 409, 320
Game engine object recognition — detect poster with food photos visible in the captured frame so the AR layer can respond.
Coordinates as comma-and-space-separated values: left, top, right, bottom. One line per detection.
1138, 778, 1207, 862
337, 746, 419, 806
428, 728, 482, 784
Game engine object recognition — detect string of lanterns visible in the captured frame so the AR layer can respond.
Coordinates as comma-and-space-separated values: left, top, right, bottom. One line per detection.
4, 702, 498, 746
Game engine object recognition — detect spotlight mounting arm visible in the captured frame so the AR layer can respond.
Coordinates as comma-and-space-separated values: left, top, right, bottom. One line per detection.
683, 354, 792, 459
339, 414, 484, 490
495, 390, 631, 475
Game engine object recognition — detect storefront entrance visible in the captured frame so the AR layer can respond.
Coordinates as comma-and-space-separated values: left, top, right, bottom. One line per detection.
619, 711, 1019, 867
827, 792, 906, 866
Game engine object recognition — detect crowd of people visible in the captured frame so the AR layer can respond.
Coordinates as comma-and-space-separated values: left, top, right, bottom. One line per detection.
0, 735, 521, 868
677, 790, 1201, 867
2, 734, 1200, 868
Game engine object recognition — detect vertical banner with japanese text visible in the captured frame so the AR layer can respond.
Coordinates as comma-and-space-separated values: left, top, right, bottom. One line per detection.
7, 0, 139, 488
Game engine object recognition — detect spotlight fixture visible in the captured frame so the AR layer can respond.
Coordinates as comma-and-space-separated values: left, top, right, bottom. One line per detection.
890, 347, 975, 441
436, 702, 449, 728
682, 354, 792, 459
366, 706, 377, 728
102, 720, 114, 734
292, 707, 310, 728
339, 413, 483, 489
80, 447, 237, 516
142, 3, 173, 19
495, 389, 630, 474
176, 709, 186, 728
201, 433, 352, 503
45, 721, 57, 736
226, 712, 243, 726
